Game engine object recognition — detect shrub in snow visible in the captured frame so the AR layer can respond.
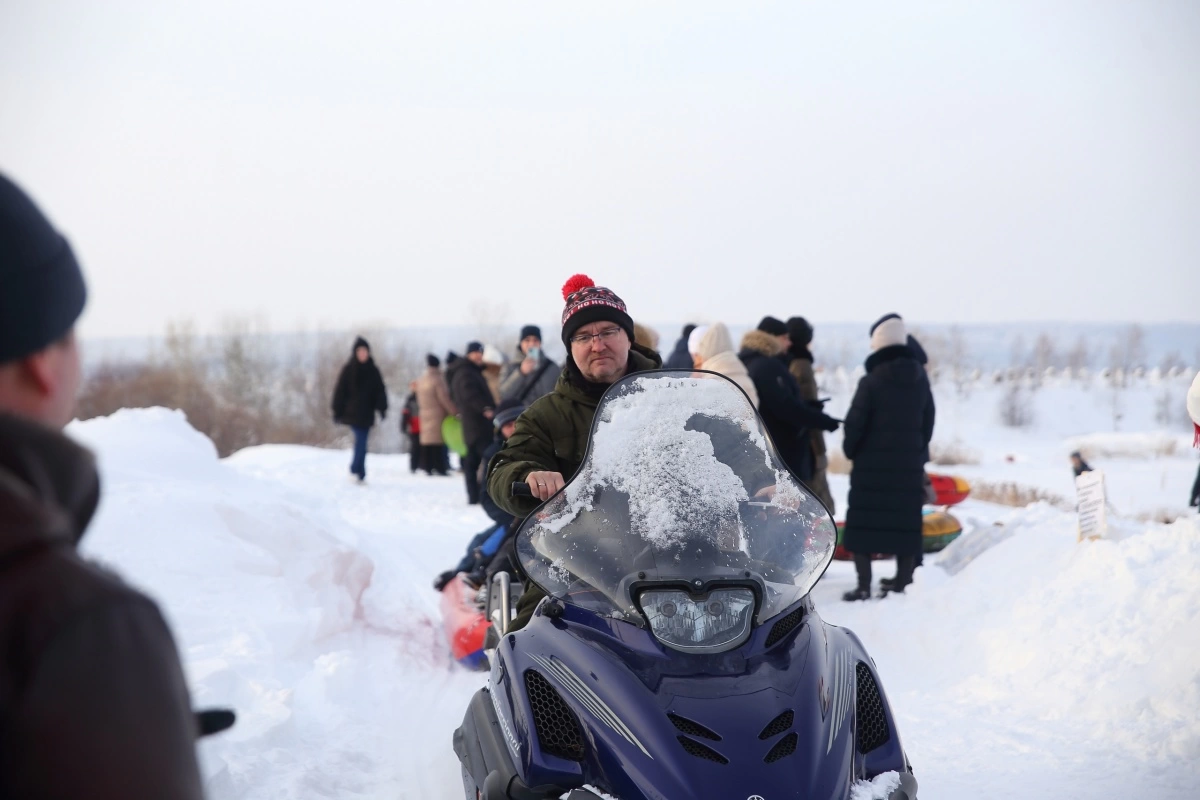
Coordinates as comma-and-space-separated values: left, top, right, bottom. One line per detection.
999, 384, 1034, 429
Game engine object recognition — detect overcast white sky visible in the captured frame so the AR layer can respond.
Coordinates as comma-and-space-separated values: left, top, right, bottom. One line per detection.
2, 0, 1198, 338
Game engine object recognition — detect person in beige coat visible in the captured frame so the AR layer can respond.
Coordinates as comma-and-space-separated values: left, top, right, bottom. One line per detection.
689, 322, 759, 408
416, 354, 457, 475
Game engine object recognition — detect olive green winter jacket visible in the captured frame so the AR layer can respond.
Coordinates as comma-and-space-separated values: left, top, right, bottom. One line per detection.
485, 344, 662, 629
486, 344, 662, 519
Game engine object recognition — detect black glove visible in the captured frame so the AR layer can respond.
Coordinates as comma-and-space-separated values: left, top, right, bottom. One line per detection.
820, 415, 840, 433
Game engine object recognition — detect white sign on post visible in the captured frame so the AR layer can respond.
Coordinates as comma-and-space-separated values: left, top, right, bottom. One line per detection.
1075, 469, 1108, 542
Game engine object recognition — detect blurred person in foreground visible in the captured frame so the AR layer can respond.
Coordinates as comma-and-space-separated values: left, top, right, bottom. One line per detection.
841, 314, 935, 601
331, 336, 388, 484
0, 174, 207, 798
499, 325, 560, 405
785, 316, 836, 513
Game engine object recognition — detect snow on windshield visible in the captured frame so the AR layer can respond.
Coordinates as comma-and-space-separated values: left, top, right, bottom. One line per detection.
545, 375, 774, 549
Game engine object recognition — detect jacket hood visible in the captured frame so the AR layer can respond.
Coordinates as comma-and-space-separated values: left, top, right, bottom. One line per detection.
865, 343, 920, 375
739, 329, 784, 358
0, 413, 101, 556
696, 322, 735, 362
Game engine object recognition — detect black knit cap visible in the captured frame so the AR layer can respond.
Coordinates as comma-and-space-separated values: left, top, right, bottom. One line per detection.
786, 317, 813, 347
426, 353, 441, 368
560, 274, 634, 346
466, 341, 484, 355
0, 174, 87, 363
353, 336, 370, 353
756, 316, 787, 337
519, 325, 542, 342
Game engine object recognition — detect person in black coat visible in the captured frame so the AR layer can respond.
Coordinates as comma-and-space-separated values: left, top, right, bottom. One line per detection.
401, 381, 421, 473
331, 336, 388, 483
663, 323, 698, 370
841, 314, 935, 601
448, 341, 496, 505
433, 400, 525, 591
738, 319, 840, 482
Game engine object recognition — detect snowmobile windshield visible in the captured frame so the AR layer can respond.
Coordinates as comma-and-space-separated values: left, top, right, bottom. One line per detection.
516, 370, 836, 631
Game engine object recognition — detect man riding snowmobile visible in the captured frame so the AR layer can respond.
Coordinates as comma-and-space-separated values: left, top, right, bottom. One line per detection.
486, 274, 661, 629
457, 369, 917, 799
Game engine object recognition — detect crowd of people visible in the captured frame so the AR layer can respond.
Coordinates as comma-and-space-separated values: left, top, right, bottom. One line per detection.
419, 273, 939, 619
3, 167, 1195, 797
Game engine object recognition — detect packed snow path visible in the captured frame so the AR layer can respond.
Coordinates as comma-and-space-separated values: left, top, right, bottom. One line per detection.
71, 409, 1200, 799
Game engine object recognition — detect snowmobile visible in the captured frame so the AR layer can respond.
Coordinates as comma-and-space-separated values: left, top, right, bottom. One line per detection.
453, 370, 917, 800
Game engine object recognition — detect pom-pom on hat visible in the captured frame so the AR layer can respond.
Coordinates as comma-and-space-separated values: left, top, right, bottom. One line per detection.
560, 274, 634, 346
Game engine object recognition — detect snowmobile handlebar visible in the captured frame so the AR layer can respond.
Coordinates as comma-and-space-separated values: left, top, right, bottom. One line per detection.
511, 482, 534, 498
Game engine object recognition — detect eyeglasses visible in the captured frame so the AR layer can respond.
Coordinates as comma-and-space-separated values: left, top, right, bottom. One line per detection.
569, 327, 623, 347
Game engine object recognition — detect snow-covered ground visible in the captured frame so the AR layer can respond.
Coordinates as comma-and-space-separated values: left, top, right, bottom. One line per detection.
68, 391, 1200, 799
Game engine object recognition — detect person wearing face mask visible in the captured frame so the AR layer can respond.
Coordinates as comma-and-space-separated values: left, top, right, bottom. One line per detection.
487, 274, 662, 630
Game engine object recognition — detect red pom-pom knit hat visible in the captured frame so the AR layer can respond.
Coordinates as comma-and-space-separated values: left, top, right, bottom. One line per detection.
560, 274, 634, 346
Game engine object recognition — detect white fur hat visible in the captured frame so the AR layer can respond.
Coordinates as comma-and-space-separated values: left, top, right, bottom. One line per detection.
687, 325, 709, 357
869, 313, 908, 352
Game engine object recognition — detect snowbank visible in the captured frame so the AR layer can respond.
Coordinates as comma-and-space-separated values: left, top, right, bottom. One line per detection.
815, 501, 1200, 797
69, 408, 488, 799
69, 408, 1200, 798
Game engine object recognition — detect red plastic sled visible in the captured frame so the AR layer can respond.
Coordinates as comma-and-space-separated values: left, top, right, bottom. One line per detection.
439, 575, 491, 669
928, 473, 970, 506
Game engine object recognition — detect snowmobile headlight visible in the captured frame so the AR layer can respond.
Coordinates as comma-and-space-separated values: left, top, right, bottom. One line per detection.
638, 587, 755, 654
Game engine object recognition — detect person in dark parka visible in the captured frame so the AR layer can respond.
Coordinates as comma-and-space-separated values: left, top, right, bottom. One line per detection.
433, 399, 525, 591
663, 323, 698, 370
841, 314, 935, 601
739, 320, 840, 483
448, 341, 496, 505
332, 336, 388, 483
0, 174, 208, 799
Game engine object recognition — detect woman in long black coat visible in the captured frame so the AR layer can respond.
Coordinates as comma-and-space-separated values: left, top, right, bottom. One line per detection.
331, 336, 388, 483
841, 314, 935, 600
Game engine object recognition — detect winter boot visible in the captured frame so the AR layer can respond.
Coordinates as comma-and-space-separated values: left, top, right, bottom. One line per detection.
879, 556, 916, 597
433, 570, 456, 592
843, 552, 872, 601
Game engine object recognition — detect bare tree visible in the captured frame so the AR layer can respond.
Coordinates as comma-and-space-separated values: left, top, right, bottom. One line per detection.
1065, 335, 1091, 379
948, 325, 971, 397
1108, 324, 1146, 387
1030, 333, 1059, 383
999, 384, 1034, 428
